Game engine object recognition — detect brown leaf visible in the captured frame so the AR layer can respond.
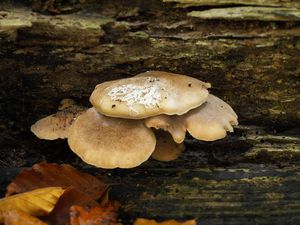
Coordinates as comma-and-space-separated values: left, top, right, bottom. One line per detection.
0, 187, 65, 223
134, 219, 196, 225
6, 162, 107, 200
69, 201, 121, 225
47, 187, 99, 225
3, 209, 48, 225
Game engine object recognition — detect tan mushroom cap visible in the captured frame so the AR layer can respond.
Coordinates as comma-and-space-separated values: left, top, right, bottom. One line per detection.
30, 100, 86, 140
145, 94, 238, 142
151, 130, 185, 162
67, 108, 156, 169
90, 71, 210, 119
145, 115, 186, 144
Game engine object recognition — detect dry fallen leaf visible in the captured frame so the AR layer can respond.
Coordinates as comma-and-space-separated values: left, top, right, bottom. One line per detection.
69, 201, 121, 225
3, 209, 48, 225
6, 162, 107, 200
134, 219, 196, 225
47, 187, 99, 225
0, 187, 65, 223
3, 162, 110, 225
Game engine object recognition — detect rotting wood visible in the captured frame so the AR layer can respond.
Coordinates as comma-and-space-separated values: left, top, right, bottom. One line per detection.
0, 2, 299, 131
162, 0, 300, 8
0, 125, 299, 224
105, 165, 300, 225
188, 7, 300, 21
239, 126, 300, 162
1, 161, 300, 224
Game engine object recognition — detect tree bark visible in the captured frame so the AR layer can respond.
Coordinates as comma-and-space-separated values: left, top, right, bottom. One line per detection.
1, 124, 299, 224
0, 0, 299, 130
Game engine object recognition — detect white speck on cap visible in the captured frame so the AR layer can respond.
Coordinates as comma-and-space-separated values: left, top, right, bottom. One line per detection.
90, 71, 211, 119
107, 77, 164, 112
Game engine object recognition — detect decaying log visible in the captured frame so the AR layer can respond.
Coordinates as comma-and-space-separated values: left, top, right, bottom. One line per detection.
163, 0, 300, 8
188, 7, 300, 21
0, 125, 299, 224
0, 0, 299, 131
3, 164, 300, 225
106, 165, 300, 225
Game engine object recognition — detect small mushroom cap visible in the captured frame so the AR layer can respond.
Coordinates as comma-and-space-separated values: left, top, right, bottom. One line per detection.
67, 108, 156, 169
30, 104, 86, 140
185, 94, 238, 141
145, 94, 238, 142
145, 115, 186, 144
151, 130, 185, 162
90, 71, 210, 119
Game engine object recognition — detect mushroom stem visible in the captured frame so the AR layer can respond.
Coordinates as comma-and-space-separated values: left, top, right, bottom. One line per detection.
151, 130, 185, 162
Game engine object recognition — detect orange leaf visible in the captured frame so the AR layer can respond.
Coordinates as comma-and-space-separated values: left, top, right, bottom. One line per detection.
134, 219, 197, 225
69, 201, 121, 225
6, 162, 107, 200
3, 209, 48, 225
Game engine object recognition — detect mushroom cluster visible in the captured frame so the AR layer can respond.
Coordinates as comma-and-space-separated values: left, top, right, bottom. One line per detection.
31, 71, 238, 169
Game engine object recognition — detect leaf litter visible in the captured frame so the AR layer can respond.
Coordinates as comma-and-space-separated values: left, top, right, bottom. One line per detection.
0, 162, 196, 225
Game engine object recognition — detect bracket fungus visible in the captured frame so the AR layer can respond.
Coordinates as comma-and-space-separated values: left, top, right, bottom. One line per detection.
30, 99, 86, 140
31, 71, 238, 168
67, 107, 156, 169
145, 94, 238, 142
90, 71, 211, 119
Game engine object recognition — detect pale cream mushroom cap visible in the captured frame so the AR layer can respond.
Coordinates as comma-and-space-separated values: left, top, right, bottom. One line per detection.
145, 94, 238, 142
90, 71, 210, 119
30, 100, 86, 140
151, 130, 185, 162
67, 108, 156, 169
